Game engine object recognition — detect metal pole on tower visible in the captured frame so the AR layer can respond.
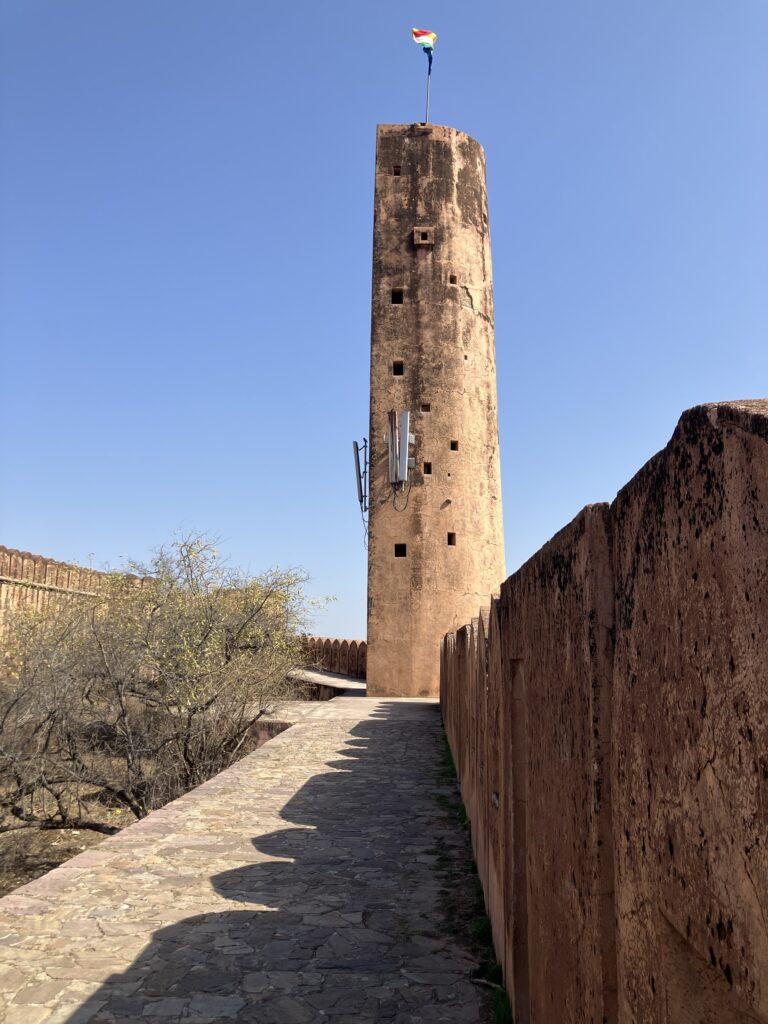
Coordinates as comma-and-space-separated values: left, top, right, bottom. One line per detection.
425, 60, 431, 123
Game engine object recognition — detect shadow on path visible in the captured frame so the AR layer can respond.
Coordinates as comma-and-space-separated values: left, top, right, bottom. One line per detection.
65, 702, 489, 1024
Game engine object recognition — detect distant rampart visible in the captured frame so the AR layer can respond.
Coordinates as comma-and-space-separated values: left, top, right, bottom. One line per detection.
441, 401, 768, 1024
0, 553, 368, 686
0, 546, 109, 616
305, 637, 367, 680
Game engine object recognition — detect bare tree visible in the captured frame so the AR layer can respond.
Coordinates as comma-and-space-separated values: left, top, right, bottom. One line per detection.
0, 534, 313, 834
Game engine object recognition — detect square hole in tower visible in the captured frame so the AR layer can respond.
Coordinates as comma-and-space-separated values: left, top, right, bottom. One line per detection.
394, 543, 407, 558
423, 462, 432, 475
447, 533, 456, 546
449, 274, 458, 285
392, 360, 404, 376
413, 227, 434, 247
391, 288, 404, 304
393, 165, 402, 176
450, 440, 459, 451
421, 403, 431, 412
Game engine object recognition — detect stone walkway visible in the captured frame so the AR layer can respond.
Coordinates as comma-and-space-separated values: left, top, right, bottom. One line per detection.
0, 695, 490, 1023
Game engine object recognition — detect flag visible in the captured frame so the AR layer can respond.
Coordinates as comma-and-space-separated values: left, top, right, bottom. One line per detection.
412, 27, 436, 71
411, 28, 436, 50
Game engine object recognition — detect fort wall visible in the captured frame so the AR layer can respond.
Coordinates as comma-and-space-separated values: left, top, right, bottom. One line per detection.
0, 553, 367, 687
0, 546, 108, 617
304, 636, 367, 680
441, 400, 768, 1024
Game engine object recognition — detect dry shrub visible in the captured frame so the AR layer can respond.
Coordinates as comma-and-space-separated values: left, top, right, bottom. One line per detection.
0, 533, 315, 833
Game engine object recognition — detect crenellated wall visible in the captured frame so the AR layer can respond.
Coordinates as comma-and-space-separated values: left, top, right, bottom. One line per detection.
0, 546, 109, 617
304, 636, 367, 680
0, 553, 368, 686
441, 400, 768, 1024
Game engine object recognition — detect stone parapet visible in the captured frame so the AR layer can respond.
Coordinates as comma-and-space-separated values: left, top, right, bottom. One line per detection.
0, 546, 105, 614
0, 547, 147, 620
304, 636, 367, 679
441, 400, 768, 1023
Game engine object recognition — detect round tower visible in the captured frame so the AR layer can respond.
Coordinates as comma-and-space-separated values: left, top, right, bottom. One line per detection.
366, 123, 505, 698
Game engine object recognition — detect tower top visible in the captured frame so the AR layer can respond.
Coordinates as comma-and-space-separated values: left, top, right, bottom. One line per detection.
376, 122, 485, 152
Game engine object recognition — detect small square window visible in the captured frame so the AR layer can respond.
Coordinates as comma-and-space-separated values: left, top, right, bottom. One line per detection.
450, 440, 459, 451
394, 543, 407, 557
447, 533, 456, 546
393, 165, 402, 176
449, 274, 458, 285
423, 462, 432, 475
391, 288, 404, 304
421, 403, 431, 412
393, 360, 404, 376
413, 227, 434, 247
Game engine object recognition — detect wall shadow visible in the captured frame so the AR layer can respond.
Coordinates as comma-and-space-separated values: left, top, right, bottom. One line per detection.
64, 701, 486, 1023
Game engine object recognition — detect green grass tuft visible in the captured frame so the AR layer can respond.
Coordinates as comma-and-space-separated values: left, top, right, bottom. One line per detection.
436, 736, 514, 1022
472, 913, 493, 947
491, 987, 514, 1024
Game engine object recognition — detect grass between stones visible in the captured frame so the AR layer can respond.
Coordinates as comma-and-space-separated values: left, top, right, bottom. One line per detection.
435, 734, 514, 1024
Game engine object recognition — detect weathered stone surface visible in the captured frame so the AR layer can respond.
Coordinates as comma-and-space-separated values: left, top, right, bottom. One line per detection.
0, 696, 489, 1023
504, 505, 616, 1024
367, 123, 505, 698
443, 509, 616, 1023
612, 401, 768, 1023
442, 400, 768, 1024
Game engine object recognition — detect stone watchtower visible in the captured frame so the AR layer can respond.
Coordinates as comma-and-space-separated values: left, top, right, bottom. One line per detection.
366, 123, 505, 698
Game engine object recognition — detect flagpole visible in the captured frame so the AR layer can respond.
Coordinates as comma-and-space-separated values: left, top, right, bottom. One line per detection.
412, 30, 436, 124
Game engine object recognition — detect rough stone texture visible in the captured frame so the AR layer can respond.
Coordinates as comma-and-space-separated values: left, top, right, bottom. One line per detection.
443, 509, 616, 1024
0, 695, 490, 1024
441, 401, 768, 1024
612, 401, 768, 1023
504, 507, 616, 1024
367, 123, 505, 698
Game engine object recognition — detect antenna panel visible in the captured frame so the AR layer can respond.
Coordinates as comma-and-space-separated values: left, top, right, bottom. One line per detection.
398, 411, 411, 483
388, 411, 399, 483
352, 442, 364, 505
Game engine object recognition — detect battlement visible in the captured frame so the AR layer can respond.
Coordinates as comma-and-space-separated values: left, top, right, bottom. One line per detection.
304, 636, 367, 679
0, 546, 147, 619
442, 399, 768, 1022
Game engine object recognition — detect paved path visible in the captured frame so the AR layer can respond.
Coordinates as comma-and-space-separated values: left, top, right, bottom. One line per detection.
0, 696, 490, 1023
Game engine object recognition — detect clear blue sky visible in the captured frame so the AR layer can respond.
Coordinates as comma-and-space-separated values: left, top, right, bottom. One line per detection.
1, 2, 767, 638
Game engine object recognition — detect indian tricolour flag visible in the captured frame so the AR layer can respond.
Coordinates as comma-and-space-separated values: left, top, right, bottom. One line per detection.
411, 28, 437, 51
412, 28, 437, 73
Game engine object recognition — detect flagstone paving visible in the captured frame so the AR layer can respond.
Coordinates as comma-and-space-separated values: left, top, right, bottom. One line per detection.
0, 694, 491, 1023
